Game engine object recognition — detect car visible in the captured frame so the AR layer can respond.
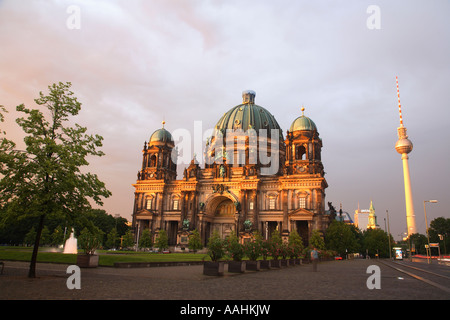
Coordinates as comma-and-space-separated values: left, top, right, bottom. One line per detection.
334, 256, 343, 260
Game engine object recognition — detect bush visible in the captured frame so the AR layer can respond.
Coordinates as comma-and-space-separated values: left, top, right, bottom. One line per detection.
78, 227, 102, 255
156, 230, 169, 252
207, 231, 225, 262
188, 229, 203, 253
225, 231, 244, 261
244, 240, 261, 261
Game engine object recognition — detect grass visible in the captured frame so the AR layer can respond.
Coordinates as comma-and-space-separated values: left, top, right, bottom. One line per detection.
0, 246, 210, 267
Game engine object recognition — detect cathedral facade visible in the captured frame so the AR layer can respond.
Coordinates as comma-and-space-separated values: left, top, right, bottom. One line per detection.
131, 90, 331, 247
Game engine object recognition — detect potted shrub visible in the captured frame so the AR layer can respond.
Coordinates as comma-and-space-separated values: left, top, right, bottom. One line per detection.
204, 231, 225, 276
76, 227, 102, 268
244, 238, 261, 271
226, 232, 245, 273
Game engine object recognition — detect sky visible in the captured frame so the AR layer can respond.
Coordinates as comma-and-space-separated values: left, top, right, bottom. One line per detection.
0, 0, 449, 241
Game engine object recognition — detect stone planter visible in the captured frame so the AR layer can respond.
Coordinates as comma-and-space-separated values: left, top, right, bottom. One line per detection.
203, 261, 225, 276
76, 254, 99, 268
259, 260, 271, 269
270, 259, 281, 268
246, 260, 260, 271
228, 261, 246, 273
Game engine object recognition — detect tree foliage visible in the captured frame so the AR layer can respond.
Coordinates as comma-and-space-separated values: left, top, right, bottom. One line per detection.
0, 82, 111, 277
325, 221, 361, 256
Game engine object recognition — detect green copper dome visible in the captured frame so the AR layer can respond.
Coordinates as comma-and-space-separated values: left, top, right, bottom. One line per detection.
149, 122, 173, 144
214, 90, 283, 138
289, 108, 317, 132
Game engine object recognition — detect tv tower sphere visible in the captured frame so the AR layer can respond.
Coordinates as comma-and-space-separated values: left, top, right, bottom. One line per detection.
395, 136, 413, 154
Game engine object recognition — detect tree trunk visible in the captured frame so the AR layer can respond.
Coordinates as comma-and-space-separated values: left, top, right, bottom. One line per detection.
28, 214, 45, 278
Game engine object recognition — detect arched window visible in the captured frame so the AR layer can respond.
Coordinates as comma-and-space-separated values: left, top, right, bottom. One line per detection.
296, 145, 306, 160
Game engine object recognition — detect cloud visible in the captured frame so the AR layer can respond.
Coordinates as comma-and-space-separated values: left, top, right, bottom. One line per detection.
0, 0, 449, 239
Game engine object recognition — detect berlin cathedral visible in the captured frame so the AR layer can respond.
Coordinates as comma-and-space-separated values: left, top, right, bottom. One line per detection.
131, 90, 331, 247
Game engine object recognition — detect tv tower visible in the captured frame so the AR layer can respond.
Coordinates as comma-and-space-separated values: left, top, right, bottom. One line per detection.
394, 76, 417, 236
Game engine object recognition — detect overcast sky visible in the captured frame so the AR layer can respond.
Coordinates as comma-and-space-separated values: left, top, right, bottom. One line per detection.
1, 0, 449, 240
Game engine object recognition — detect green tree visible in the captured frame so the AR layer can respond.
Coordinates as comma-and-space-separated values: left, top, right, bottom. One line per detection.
24, 227, 36, 246
309, 230, 326, 250
363, 228, 390, 258
50, 225, 64, 246
0, 82, 111, 277
325, 221, 360, 257
429, 217, 450, 254
106, 228, 119, 249
40, 226, 51, 246
156, 229, 168, 252
121, 230, 135, 249
288, 229, 304, 259
139, 229, 153, 250
188, 229, 203, 252
409, 233, 428, 255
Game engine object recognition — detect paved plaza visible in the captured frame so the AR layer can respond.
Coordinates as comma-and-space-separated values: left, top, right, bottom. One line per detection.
1, 259, 449, 301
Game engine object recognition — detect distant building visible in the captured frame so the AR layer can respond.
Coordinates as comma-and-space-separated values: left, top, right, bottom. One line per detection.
354, 201, 379, 231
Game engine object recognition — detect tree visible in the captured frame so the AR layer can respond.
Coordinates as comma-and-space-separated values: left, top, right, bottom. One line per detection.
325, 221, 360, 257
121, 230, 135, 249
106, 228, 119, 249
156, 230, 168, 252
309, 230, 326, 250
139, 229, 153, 250
363, 228, 390, 258
188, 229, 203, 252
50, 225, 64, 246
409, 233, 428, 255
429, 217, 450, 254
0, 82, 111, 277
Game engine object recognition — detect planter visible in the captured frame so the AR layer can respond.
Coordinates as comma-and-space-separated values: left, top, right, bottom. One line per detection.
76, 254, 99, 268
245, 260, 260, 271
270, 259, 281, 268
203, 261, 224, 276
259, 260, 271, 269
228, 261, 246, 273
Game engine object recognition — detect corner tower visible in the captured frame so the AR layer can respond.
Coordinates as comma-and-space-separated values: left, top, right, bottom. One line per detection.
138, 121, 177, 182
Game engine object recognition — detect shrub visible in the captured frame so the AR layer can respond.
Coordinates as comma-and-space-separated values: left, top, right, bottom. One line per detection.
207, 231, 225, 262
225, 232, 244, 261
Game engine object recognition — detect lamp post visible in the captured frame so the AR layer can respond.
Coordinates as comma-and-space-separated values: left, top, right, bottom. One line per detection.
386, 210, 392, 260
423, 200, 438, 264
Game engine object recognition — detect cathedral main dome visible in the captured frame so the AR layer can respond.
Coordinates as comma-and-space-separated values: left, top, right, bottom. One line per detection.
213, 90, 283, 139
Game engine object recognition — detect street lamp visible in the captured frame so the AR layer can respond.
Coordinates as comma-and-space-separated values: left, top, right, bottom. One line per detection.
423, 200, 438, 264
